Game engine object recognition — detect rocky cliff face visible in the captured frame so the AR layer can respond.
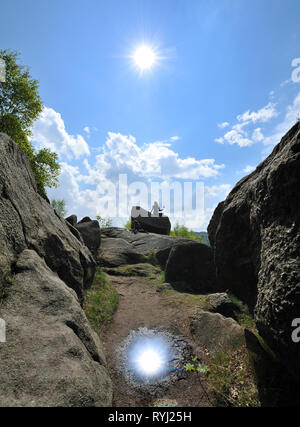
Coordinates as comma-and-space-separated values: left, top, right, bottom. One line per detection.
208, 122, 300, 375
0, 133, 112, 406
0, 133, 96, 303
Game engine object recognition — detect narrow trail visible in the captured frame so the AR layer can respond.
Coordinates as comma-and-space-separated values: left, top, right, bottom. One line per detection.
99, 269, 212, 407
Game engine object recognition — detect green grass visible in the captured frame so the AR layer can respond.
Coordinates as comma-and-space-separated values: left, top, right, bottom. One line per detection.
159, 271, 166, 284
161, 288, 211, 310
84, 268, 119, 333
207, 346, 260, 407
140, 250, 159, 266
103, 263, 161, 278
228, 293, 256, 330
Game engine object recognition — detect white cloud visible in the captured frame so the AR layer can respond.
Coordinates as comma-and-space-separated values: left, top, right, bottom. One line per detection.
215, 102, 278, 148
205, 184, 231, 198
252, 127, 264, 142
280, 79, 291, 87
223, 129, 253, 147
237, 102, 278, 124
262, 90, 300, 151
83, 132, 225, 182
83, 126, 90, 135
269, 90, 275, 99
243, 165, 255, 174
218, 122, 230, 129
214, 137, 224, 144
32, 107, 90, 160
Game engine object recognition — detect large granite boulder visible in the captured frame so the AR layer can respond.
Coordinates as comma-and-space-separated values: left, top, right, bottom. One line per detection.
101, 227, 192, 268
0, 250, 112, 406
97, 238, 143, 267
131, 206, 171, 235
207, 122, 300, 375
165, 241, 218, 293
190, 310, 245, 353
75, 219, 101, 257
207, 292, 237, 319
0, 133, 112, 406
65, 215, 101, 257
0, 133, 95, 303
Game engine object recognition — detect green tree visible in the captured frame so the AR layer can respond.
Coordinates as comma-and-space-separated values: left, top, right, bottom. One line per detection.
124, 219, 132, 230
0, 50, 42, 132
0, 50, 60, 198
0, 113, 34, 159
51, 199, 67, 217
96, 215, 113, 228
170, 222, 205, 243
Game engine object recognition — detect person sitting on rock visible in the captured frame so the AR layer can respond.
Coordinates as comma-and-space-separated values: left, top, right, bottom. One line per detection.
151, 201, 160, 217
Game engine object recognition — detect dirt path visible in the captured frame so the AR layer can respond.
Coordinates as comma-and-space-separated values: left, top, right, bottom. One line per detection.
99, 269, 212, 407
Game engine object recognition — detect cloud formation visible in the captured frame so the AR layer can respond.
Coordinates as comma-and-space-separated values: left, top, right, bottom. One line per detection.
37, 108, 227, 230
262, 91, 300, 154
83, 132, 225, 183
215, 102, 278, 147
32, 107, 90, 159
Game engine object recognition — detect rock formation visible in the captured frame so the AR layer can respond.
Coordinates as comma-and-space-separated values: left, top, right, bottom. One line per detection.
0, 134, 95, 303
101, 227, 192, 268
208, 122, 300, 376
0, 250, 112, 406
0, 133, 112, 406
165, 240, 218, 293
190, 310, 245, 353
131, 206, 171, 235
65, 215, 101, 257
98, 238, 143, 267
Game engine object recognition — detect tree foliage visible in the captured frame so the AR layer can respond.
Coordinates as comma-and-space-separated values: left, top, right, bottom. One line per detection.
170, 222, 205, 243
51, 199, 67, 217
0, 50, 60, 198
96, 216, 113, 228
0, 113, 34, 158
0, 50, 42, 132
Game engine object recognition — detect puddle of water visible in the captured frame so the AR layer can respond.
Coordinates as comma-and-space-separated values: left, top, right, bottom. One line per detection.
117, 327, 191, 390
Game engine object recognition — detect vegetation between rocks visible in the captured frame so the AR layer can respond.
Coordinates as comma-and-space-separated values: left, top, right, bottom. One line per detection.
228, 293, 256, 331
0, 49, 60, 199
84, 268, 119, 333
207, 345, 260, 407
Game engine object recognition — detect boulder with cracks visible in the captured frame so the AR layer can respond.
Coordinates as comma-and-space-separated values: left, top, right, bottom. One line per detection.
0, 250, 112, 407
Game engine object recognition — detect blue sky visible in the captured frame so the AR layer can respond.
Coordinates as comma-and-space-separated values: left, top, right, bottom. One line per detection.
1, 0, 300, 230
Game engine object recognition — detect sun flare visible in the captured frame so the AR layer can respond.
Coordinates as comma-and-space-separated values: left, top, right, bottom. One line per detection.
133, 45, 156, 70
137, 349, 162, 375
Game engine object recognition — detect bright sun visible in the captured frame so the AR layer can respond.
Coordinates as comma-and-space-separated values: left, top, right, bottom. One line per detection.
133, 45, 156, 70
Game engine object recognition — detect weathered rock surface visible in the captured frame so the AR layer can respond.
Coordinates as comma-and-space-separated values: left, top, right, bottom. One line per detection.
165, 241, 218, 293
207, 293, 237, 319
0, 133, 95, 303
207, 122, 300, 374
0, 133, 111, 406
0, 250, 112, 407
190, 310, 245, 353
65, 214, 78, 227
98, 238, 143, 267
131, 206, 171, 235
101, 227, 192, 268
65, 215, 101, 257
75, 219, 101, 257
